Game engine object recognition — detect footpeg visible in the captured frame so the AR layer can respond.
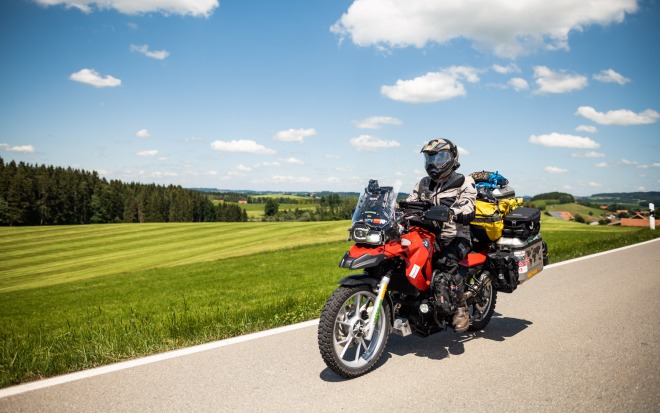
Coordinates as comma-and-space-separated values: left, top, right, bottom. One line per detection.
393, 317, 412, 336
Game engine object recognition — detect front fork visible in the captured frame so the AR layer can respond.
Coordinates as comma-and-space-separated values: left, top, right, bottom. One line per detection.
365, 275, 390, 340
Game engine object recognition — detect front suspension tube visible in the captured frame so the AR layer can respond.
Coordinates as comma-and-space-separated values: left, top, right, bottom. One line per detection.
365, 275, 390, 341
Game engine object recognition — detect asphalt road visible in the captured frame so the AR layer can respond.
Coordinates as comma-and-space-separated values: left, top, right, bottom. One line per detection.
1, 239, 659, 413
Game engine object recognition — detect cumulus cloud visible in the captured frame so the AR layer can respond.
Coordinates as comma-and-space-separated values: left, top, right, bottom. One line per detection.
492, 63, 521, 74
136, 129, 150, 138
529, 133, 600, 149
280, 157, 304, 165
544, 166, 568, 174
269, 175, 312, 184
593, 69, 630, 85
350, 135, 401, 151
575, 125, 597, 133
35, 0, 218, 17
130, 44, 170, 60
69, 68, 121, 88
576, 106, 660, 126
331, 0, 638, 58
210, 139, 276, 155
508, 77, 529, 92
571, 151, 605, 158
354, 116, 403, 129
0, 143, 35, 153
273, 128, 317, 143
136, 149, 158, 157
381, 66, 480, 103
533, 66, 588, 94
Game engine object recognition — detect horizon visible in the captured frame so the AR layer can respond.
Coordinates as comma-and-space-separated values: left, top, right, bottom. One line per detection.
1, 0, 658, 196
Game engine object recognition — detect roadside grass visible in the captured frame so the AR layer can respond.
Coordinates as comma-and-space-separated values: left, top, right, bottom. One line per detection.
0, 219, 657, 388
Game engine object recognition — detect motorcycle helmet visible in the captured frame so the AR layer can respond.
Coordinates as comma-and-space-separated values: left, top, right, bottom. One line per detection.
421, 138, 459, 181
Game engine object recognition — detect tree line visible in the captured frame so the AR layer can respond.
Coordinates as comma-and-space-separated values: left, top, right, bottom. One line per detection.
0, 158, 247, 226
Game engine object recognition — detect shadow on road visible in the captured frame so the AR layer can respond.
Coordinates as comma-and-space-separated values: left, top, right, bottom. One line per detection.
320, 313, 532, 382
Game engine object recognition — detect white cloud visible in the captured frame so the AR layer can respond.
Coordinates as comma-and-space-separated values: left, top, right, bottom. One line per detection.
331, 0, 638, 58
381, 66, 480, 103
0, 143, 35, 153
508, 77, 529, 92
354, 116, 403, 129
269, 175, 312, 184
131, 44, 170, 60
210, 139, 276, 155
69, 68, 121, 88
533, 66, 588, 94
544, 166, 568, 174
593, 69, 630, 85
576, 106, 660, 126
234, 164, 252, 172
36, 0, 218, 17
350, 135, 401, 151
136, 129, 151, 138
254, 161, 281, 168
589, 182, 603, 187
575, 125, 597, 133
492, 63, 521, 74
457, 146, 470, 156
273, 128, 317, 142
136, 149, 158, 157
529, 132, 600, 149
151, 171, 177, 178
280, 157, 304, 165
571, 151, 605, 158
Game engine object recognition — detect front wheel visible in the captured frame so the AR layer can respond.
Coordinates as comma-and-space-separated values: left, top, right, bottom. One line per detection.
468, 273, 497, 331
317, 284, 390, 378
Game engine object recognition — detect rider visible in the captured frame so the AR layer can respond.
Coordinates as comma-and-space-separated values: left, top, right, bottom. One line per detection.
406, 138, 476, 333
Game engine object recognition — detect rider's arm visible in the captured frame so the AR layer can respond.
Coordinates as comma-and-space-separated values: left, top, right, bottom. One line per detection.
452, 176, 477, 224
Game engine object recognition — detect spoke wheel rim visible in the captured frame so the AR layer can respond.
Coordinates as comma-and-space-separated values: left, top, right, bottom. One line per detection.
332, 290, 386, 368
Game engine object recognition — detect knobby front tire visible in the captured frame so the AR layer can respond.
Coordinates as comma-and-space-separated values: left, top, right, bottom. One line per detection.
317, 285, 390, 378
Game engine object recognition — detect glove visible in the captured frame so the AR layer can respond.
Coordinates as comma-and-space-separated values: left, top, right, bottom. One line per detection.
453, 211, 475, 225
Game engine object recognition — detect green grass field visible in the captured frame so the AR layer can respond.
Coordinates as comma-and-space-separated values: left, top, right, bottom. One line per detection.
0, 219, 657, 388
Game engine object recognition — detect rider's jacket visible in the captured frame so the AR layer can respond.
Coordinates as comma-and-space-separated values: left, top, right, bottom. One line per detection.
406, 172, 477, 241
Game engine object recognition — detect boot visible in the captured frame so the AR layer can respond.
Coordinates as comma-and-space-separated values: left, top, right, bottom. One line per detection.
452, 278, 470, 333
452, 300, 470, 333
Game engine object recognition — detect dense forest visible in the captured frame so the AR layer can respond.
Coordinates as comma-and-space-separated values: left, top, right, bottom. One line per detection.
0, 158, 247, 226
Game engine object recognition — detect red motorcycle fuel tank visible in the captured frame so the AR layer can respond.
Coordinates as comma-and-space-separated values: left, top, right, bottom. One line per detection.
344, 226, 435, 292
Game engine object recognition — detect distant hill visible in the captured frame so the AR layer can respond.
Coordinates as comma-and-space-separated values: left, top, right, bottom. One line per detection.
580, 192, 660, 207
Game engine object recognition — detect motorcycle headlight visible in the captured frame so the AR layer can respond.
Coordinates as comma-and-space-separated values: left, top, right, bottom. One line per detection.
350, 224, 385, 245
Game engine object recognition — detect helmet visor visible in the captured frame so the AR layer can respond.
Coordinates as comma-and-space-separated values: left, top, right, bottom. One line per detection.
424, 151, 454, 172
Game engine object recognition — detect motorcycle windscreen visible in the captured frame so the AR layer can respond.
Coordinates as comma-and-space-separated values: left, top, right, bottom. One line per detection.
351, 184, 397, 228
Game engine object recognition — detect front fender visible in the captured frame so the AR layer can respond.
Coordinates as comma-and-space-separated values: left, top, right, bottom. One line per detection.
338, 273, 381, 289
337, 273, 394, 328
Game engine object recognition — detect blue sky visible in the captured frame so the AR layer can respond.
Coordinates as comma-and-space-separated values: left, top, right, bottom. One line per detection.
1, 0, 658, 196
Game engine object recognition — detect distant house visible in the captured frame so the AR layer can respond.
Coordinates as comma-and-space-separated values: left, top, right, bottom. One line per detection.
238, 200, 248, 204
620, 212, 650, 228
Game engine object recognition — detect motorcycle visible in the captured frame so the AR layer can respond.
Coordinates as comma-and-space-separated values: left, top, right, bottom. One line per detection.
317, 179, 546, 378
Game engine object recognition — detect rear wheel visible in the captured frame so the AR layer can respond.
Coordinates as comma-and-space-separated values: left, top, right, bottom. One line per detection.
317, 285, 390, 378
468, 274, 497, 331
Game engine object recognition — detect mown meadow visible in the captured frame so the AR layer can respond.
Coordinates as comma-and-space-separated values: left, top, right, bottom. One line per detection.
0, 217, 657, 388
